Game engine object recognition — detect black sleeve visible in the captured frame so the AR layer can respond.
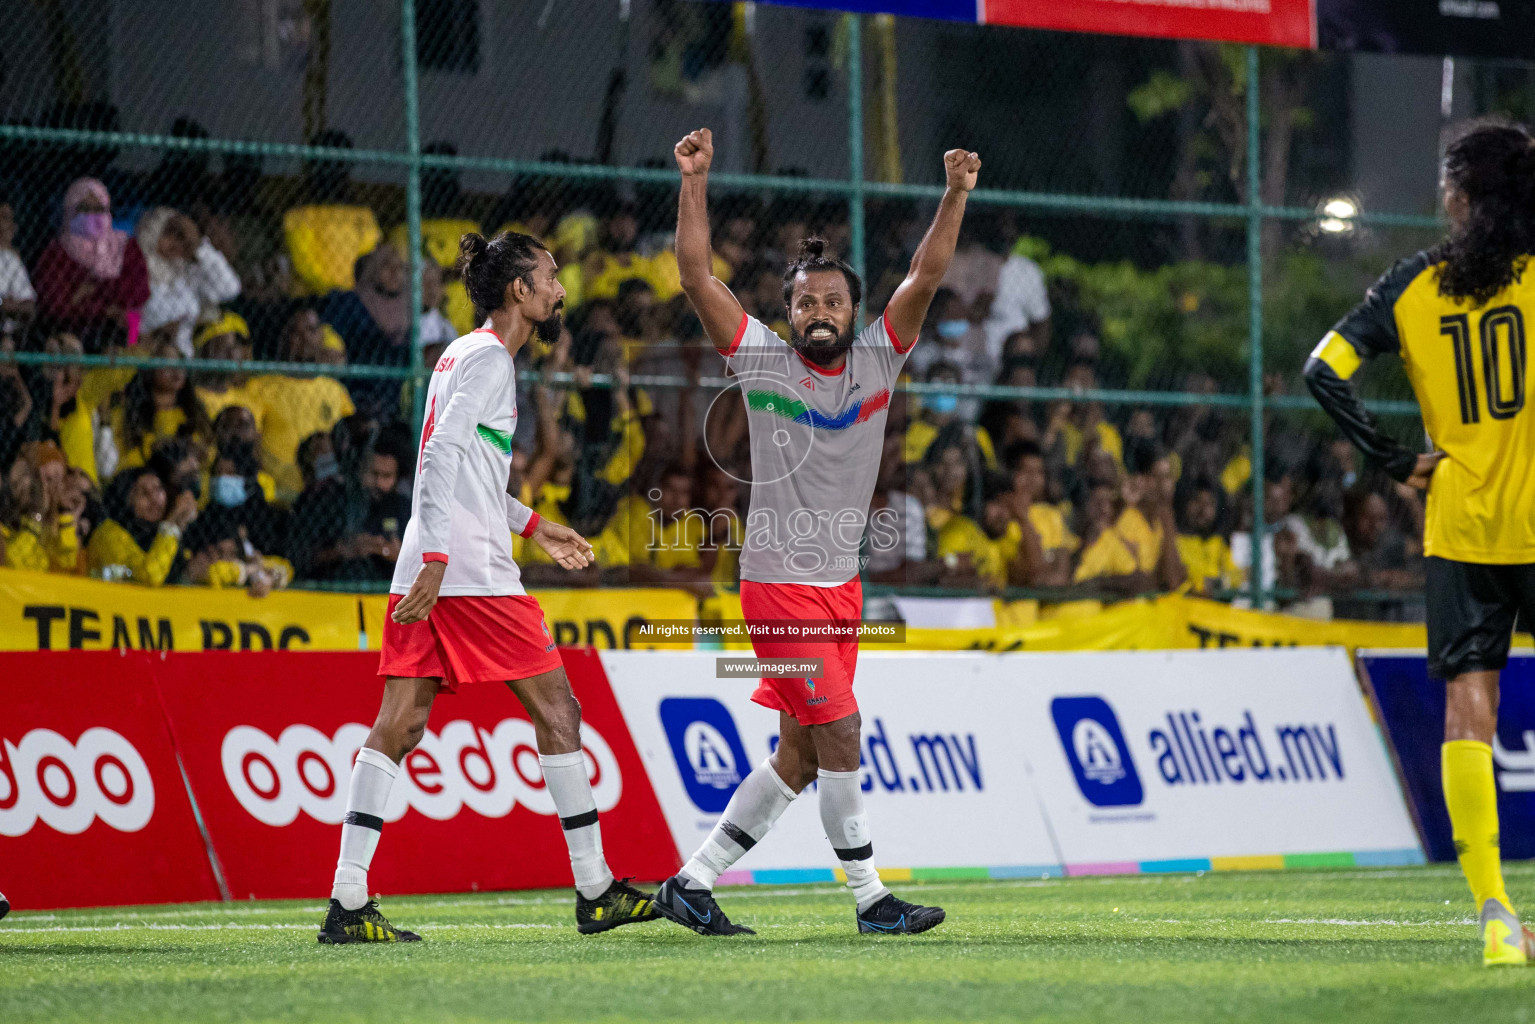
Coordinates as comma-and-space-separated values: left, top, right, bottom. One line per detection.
1329, 251, 1430, 357
1303, 358, 1419, 482
1304, 251, 1432, 483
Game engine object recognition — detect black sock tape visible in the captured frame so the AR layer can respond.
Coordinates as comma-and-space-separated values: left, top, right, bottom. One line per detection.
833, 843, 874, 862
560, 808, 600, 831
345, 811, 384, 832
720, 820, 757, 851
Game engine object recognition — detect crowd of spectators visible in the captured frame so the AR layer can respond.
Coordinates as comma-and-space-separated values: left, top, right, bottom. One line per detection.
0, 128, 1427, 619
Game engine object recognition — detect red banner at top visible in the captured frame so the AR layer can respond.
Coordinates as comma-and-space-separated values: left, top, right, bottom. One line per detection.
982, 0, 1315, 47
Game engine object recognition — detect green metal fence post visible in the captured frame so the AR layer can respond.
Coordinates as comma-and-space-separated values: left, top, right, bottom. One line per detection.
847, 14, 867, 290
1246, 45, 1266, 608
401, 0, 427, 438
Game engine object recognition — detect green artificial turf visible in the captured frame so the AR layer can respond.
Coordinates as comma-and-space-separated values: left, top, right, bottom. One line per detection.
3, 864, 1534, 1023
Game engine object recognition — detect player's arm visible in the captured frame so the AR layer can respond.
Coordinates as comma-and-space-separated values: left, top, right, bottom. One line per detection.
674, 128, 747, 352
884, 149, 982, 346
1303, 255, 1441, 488
392, 352, 502, 624
505, 491, 594, 571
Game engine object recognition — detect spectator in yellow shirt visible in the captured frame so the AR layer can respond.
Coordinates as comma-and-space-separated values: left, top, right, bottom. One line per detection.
38, 332, 135, 484
1, 443, 82, 573
1072, 483, 1146, 593
1175, 477, 1242, 597
246, 307, 356, 499
1000, 440, 1077, 587
697, 462, 745, 588
88, 467, 198, 586
628, 463, 711, 584
1114, 440, 1188, 592
1045, 361, 1123, 469
581, 203, 650, 302
907, 361, 997, 468
194, 313, 265, 424
111, 338, 212, 471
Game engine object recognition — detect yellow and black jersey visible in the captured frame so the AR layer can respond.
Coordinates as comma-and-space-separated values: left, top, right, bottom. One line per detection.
1306, 250, 1535, 564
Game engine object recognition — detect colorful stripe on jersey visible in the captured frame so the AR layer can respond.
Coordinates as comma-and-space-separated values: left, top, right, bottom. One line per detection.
745, 388, 891, 431
476, 424, 513, 454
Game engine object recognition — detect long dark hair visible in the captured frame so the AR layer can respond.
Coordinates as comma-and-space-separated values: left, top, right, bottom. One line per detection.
120, 343, 211, 456
456, 231, 548, 321
1434, 122, 1535, 307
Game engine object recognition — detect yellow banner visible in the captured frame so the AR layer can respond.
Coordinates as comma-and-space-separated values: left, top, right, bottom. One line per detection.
0, 568, 1441, 657
0, 568, 362, 651
358, 587, 700, 650
905, 594, 1428, 653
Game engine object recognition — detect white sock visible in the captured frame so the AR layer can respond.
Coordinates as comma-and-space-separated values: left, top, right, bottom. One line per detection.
680, 759, 798, 890
818, 768, 889, 912
331, 746, 398, 910
539, 751, 614, 900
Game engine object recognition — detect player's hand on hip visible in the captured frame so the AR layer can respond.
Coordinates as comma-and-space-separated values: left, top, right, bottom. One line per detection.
675, 129, 714, 177
944, 149, 982, 192
1405, 450, 1446, 490
533, 519, 595, 571
392, 560, 446, 624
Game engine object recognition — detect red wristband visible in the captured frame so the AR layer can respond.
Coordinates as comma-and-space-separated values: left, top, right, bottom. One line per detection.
422, 551, 449, 564
518, 513, 541, 539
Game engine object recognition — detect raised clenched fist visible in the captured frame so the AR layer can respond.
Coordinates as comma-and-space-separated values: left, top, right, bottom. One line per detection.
944, 149, 982, 192
675, 129, 714, 177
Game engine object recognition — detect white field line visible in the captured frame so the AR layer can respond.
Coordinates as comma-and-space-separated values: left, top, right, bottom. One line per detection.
0, 868, 1475, 925
0, 921, 555, 935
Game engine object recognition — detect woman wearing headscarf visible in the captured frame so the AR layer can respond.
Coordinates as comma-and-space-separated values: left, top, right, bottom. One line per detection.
87, 466, 198, 586
321, 243, 410, 416
322, 244, 410, 365
32, 178, 151, 351
137, 206, 242, 357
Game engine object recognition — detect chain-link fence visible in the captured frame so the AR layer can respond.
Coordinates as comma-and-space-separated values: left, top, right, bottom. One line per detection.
0, 0, 1530, 619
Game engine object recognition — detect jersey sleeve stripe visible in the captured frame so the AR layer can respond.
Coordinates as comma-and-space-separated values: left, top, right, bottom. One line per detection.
884, 308, 915, 353
721, 311, 749, 356
518, 512, 541, 540
1311, 331, 1364, 380
422, 551, 449, 564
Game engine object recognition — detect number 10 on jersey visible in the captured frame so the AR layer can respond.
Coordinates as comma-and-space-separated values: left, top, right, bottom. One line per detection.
1440, 307, 1527, 424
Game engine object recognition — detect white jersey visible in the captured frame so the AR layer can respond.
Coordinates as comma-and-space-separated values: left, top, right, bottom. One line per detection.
392, 328, 539, 597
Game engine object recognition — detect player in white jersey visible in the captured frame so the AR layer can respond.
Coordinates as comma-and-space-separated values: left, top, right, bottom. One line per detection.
318, 231, 659, 943
651, 129, 980, 936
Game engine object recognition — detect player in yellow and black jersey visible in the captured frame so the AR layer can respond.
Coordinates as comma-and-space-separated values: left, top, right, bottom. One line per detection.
1305, 122, 1535, 967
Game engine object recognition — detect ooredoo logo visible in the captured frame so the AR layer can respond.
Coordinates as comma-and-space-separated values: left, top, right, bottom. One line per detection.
221, 719, 622, 826
0, 728, 156, 836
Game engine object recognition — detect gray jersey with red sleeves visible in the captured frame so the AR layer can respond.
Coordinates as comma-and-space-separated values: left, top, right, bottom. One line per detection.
722, 311, 914, 585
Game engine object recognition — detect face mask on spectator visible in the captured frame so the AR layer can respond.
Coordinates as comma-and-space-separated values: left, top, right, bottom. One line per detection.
313, 453, 340, 484
936, 319, 969, 341
69, 212, 111, 238
926, 394, 959, 415
212, 475, 247, 507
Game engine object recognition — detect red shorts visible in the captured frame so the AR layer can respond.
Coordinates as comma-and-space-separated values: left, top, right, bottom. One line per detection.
378, 594, 562, 692
740, 578, 862, 725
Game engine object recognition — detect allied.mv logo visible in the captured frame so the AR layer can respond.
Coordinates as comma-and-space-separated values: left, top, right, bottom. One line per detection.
659, 698, 751, 813
1051, 697, 1143, 807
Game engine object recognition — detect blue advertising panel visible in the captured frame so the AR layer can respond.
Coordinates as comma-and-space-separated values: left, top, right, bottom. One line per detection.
1362, 653, 1535, 862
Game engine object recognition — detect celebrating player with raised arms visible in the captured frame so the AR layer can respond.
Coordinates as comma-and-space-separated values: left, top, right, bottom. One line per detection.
653, 128, 980, 936
1306, 122, 1535, 967
317, 232, 659, 944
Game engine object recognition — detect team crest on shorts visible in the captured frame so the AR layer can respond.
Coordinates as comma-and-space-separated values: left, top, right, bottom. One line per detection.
541, 620, 556, 653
